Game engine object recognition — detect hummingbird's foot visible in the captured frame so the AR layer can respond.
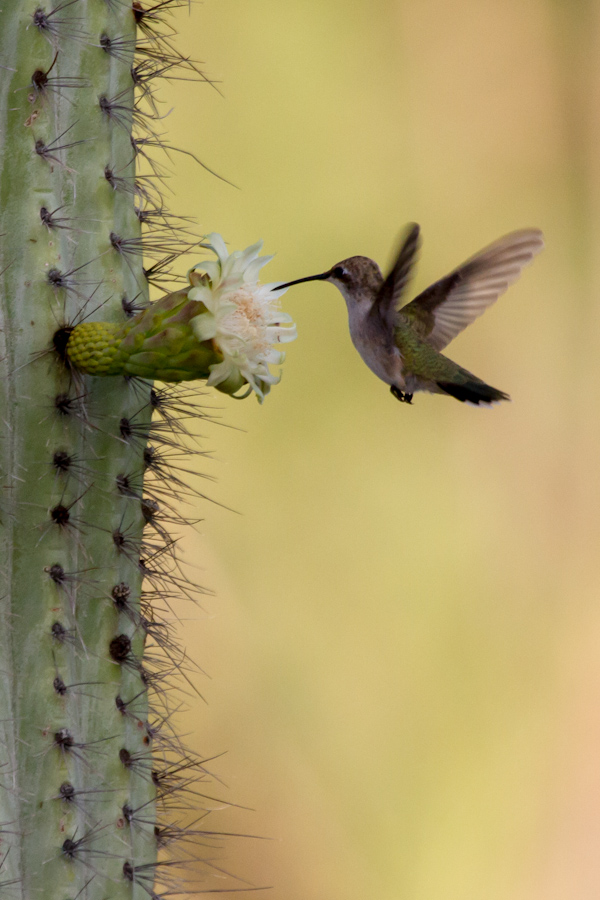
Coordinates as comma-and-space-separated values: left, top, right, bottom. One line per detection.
404, 393, 413, 404
390, 386, 405, 402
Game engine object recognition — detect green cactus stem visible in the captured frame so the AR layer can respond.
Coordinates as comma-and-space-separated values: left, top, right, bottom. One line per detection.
0, 1, 214, 897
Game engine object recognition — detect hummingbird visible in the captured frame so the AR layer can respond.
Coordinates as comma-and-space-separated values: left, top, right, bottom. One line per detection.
277, 225, 544, 404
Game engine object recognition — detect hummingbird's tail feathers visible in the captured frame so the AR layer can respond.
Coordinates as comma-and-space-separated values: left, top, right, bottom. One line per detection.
437, 380, 510, 405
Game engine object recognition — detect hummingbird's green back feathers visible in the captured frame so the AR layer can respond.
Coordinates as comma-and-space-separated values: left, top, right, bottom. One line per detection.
394, 323, 509, 404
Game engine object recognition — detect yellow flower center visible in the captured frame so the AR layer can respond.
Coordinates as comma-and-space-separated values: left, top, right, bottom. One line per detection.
221, 288, 270, 353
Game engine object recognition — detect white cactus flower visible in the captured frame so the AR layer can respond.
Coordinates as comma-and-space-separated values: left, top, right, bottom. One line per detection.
188, 234, 297, 402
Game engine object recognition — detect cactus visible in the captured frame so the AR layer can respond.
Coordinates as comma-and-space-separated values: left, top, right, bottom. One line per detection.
0, 1, 260, 896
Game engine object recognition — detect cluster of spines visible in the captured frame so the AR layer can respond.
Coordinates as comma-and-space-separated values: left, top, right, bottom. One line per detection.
0, 1, 247, 897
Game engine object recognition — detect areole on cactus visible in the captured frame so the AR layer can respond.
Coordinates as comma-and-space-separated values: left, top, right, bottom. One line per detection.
65, 233, 297, 401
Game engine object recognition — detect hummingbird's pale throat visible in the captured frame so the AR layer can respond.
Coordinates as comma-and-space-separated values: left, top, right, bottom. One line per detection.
276, 225, 544, 405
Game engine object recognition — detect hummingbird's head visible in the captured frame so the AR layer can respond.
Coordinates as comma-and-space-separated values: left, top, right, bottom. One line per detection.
276, 256, 383, 306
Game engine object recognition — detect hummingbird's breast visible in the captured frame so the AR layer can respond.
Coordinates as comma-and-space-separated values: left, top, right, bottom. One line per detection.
347, 305, 405, 388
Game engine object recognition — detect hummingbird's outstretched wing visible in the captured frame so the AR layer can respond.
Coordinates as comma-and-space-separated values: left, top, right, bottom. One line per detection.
399, 229, 544, 351
375, 223, 421, 327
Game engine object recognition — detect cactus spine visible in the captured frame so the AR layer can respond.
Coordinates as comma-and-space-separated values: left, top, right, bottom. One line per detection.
0, 1, 209, 896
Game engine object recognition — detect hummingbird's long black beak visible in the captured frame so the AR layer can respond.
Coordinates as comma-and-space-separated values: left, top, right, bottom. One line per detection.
273, 271, 330, 291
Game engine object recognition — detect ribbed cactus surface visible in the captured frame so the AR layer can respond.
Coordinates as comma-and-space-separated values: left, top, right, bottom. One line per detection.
0, 2, 204, 896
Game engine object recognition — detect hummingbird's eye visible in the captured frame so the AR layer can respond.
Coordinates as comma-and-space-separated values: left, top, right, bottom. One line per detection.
332, 266, 346, 279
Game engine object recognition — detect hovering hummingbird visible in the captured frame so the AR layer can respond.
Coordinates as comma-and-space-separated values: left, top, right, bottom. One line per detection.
277, 225, 544, 404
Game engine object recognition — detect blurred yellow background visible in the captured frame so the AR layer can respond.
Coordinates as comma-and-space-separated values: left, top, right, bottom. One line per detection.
161, 2, 600, 897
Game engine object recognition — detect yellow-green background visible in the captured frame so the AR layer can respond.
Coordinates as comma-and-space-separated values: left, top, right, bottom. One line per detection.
163, 2, 600, 897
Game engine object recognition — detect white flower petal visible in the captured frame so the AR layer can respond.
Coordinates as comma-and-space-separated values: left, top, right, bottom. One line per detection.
206, 358, 234, 386
266, 325, 297, 344
237, 240, 264, 268
217, 273, 245, 295
243, 255, 273, 284
265, 348, 285, 365
257, 370, 281, 385
191, 313, 217, 342
267, 310, 295, 324
187, 285, 213, 306
207, 232, 229, 265
221, 251, 243, 280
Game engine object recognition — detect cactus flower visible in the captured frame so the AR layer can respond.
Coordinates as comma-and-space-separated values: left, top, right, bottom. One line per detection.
188, 233, 297, 400
66, 234, 297, 402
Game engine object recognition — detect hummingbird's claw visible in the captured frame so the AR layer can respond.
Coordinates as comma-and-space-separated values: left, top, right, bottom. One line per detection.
390, 386, 414, 405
